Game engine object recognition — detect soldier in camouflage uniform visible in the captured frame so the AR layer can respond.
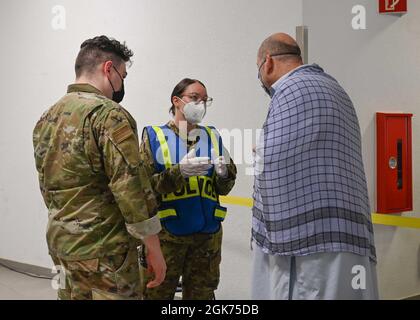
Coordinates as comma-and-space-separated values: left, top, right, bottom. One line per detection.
32, 36, 166, 300
140, 78, 237, 300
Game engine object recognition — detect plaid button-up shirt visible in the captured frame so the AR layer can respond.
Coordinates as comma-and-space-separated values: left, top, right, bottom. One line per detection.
252, 64, 376, 262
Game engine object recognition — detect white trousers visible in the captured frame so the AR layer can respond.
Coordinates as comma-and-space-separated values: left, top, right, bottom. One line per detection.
251, 246, 379, 300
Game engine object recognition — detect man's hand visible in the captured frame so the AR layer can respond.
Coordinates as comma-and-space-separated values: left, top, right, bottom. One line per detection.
142, 234, 167, 288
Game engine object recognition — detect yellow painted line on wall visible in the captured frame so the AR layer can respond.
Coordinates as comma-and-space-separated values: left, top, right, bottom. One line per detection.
220, 195, 254, 208
220, 196, 420, 230
371, 214, 420, 229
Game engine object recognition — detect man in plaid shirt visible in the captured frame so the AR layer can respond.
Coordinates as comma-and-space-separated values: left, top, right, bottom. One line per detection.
251, 33, 378, 300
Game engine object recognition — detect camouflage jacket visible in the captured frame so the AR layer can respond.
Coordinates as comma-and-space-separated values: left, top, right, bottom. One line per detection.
33, 84, 161, 261
140, 120, 237, 202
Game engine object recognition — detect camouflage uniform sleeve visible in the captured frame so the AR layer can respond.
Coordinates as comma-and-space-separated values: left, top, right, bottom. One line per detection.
94, 108, 161, 239
32, 112, 50, 208
214, 146, 237, 196
140, 128, 186, 195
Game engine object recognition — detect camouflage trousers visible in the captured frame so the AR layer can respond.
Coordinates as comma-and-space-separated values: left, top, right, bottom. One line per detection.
52, 245, 141, 300
142, 226, 223, 300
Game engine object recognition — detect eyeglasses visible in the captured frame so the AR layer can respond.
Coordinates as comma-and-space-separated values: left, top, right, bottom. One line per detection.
181, 94, 213, 107
258, 51, 301, 73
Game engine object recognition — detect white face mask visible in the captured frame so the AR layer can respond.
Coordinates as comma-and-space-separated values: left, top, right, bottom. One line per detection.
180, 99, 207, 124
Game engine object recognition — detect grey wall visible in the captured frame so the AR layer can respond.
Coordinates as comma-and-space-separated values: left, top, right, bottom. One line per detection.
303, 0, 420, 299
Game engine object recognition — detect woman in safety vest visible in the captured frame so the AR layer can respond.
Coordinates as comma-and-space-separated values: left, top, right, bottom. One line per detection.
140, 78, 237, 300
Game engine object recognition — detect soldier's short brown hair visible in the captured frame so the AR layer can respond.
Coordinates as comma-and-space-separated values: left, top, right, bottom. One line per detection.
75, 35, 133, 78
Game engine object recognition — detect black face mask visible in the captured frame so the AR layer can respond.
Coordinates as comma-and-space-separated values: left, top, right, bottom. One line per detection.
257, 52, 301, 98
258, 79, 271, 96
108, 66, 125, 103
257, 59, 273, 97
258, 70, 272, 97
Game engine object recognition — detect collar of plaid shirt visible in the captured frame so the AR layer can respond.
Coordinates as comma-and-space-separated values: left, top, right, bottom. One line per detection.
271, 64, 307, 93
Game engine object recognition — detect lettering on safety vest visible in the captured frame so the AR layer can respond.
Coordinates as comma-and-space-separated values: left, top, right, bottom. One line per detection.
162, 176, 217, 202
